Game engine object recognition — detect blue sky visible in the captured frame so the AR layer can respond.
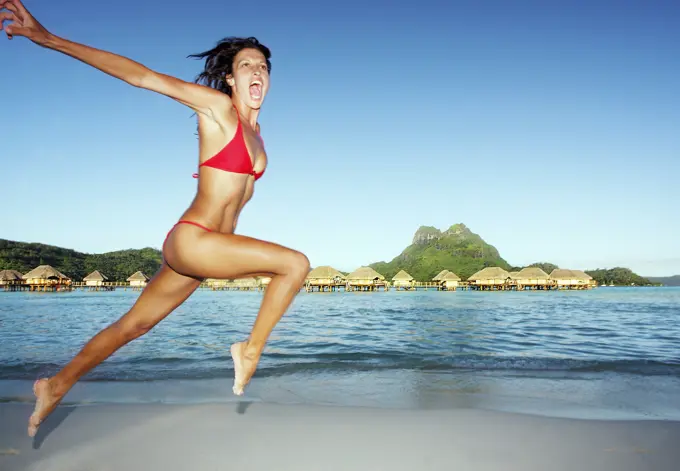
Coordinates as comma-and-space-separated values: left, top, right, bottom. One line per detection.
1, 0, 679, 276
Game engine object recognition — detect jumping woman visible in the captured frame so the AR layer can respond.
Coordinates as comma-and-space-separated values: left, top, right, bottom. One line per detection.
1, 0, 311, 438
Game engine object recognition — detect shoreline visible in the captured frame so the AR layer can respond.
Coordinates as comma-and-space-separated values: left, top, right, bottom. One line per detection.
2, 369, 680, 423
1, 401, 679, 471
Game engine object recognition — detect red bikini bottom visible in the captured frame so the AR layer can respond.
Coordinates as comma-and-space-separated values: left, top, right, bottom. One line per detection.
163, 220, 212, 251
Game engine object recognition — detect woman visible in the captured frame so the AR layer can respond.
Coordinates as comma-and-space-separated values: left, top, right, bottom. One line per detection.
1, 0, 310, 438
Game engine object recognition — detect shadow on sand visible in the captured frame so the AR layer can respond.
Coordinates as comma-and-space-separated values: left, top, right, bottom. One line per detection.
236, 401, 253, 415
28, 401, 252, 449
32, 406, 76, 450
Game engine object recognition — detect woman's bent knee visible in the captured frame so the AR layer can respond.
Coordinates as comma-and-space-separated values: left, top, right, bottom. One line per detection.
287, 251, 310, 279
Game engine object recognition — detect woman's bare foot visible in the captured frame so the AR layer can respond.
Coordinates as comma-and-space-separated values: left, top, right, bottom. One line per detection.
28, 378, 64, 437
229, 341, 260, 395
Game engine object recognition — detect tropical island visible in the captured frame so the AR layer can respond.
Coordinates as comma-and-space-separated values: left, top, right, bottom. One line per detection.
0, 223, 669, 289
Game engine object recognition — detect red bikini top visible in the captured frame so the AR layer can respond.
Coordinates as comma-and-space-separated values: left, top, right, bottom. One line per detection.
193, 107, 265, 181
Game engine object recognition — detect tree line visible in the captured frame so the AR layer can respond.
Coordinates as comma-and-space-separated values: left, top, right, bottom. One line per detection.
0, 239, 162, 282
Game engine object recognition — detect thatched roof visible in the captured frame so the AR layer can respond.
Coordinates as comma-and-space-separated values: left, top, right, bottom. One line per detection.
509, 271, 521, 279
127, 271, 149, 282
345, 266, 385, 281
392, 270, 413, 281
204, 277, 227, 283
306, 266, 345, 280
549, 269, 571, 279
232, 277, 259, 287
571, 270, 592, 280
0, 269, 24, 281
468, 267, 511, 281
442, 272, 461, 281
22, 265, 70, 280
549, 269, 591, 280
83, 270, 108, 282
433, 270, 450, 281
516, 267, 550, 280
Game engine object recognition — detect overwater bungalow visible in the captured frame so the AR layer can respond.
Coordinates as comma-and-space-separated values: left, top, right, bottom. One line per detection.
257, 276, 272, 289
22, 265, 72, 291
305, 265, 346, 292
440, 271, 461, 290
127, 271, 149, 289
514, 267, 551, 290
345, 266, 387, 292
571, 270, 596, 288
549, 269, 593, 290
392, 270, 415, 290
204, 278, 229, 289
231, 277, 259, 290
83, 270, 108, 287
0, 269, 25, 291
204, 277, 262, 291
467, 267, 511, 290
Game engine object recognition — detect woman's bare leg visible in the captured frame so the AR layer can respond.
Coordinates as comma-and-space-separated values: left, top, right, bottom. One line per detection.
28, 263, 202, 437
28, 229, 310, 437
165, 230, 310, 395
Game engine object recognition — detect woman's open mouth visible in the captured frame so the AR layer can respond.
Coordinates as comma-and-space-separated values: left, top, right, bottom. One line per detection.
249, 80, 263, 100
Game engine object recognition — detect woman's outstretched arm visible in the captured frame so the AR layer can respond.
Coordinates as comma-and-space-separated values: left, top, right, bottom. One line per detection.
1, 0, 230, 119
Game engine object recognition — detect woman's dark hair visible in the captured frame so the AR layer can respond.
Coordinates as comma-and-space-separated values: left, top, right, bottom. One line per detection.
188, 37, 272, 96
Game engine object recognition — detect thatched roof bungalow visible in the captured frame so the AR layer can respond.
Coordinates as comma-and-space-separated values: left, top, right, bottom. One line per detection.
392, 269, 415, 289
549, 269, 592, 288
571, 270, 594, 283
573, 270, 596, 288
22, 265, 71, 285
204, 277, 228, 288
205, 277, 265, 290
515, 267, 551, 287
0, 269, 25, 286
127, 271, 149, 287
306, 266, 346, 285
83, 270, 108, 286
441, 271, 461, 290
468, 267, 511, 286
256, 275, 272, 287
432, 270, 450, 281
231, 277, 259, 290
345, 266, 386, 290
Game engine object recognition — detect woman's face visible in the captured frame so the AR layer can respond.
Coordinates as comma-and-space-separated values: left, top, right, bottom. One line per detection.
228, 48, 270, 109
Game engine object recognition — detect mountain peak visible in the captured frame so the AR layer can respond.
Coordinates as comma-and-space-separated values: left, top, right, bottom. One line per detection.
444, 223, 471, 236
412, 223, 474, 245
412, 226, 442, 245
373, 223, 510, 281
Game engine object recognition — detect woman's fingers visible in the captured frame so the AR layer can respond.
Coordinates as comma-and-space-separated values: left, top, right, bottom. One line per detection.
0, 10, 16, 27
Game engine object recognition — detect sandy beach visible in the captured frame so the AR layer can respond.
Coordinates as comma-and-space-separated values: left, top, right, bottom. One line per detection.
0, 401, 678, 471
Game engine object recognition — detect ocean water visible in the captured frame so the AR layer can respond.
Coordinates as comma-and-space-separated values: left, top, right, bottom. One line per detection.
1, 287, 679, 420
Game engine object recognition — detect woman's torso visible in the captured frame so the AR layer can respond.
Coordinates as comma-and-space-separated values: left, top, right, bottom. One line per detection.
179, 107, 267, 234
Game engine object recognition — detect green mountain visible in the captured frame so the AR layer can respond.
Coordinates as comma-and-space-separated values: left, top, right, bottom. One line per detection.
586, 267, 653, 286
642, 275, 680, 286
369, 223, 511, 281
0, 239, 162, 282
366, 224, 656, 285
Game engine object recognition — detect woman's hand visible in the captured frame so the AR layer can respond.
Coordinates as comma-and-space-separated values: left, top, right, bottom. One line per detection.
1, 0, 50, 44
1, 0, 230, 119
